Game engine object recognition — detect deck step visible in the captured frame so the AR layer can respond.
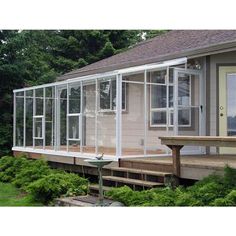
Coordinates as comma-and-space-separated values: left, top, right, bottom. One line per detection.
102, 176, 164, 187
109, 167, 172, 177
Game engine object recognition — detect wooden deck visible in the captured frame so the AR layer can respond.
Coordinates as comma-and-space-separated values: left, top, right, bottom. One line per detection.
119, 155, 236, 180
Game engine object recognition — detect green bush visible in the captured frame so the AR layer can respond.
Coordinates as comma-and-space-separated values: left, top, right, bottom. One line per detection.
0, 155, 30, 182
106, 167, 236, 207
13, 159, 52, 189
27, 172, 88, 204
223, 166, 236, 189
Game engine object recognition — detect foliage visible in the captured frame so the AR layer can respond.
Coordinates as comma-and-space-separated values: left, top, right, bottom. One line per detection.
12, 159, 52, 189
27, 172, 88, 204
106, 166, 236, 206
0, 155, 29, 182
0, 155, 89, 205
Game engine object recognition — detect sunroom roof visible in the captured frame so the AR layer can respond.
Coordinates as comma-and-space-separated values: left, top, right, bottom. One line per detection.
57, 30, 236, 81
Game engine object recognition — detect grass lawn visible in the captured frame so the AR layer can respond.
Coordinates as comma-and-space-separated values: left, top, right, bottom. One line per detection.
0, 182, 43, 206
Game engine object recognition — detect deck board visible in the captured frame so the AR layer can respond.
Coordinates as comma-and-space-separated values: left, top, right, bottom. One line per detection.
125, 155, 236, 169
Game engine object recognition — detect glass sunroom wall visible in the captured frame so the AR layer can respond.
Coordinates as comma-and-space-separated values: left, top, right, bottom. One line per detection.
68, 82, 81, 153
146, 69, 171, 155
25, 90, 33, 147
15, 91, 24, 147
45, 86, 55, 150
82, 79, 96, 155
121, 73, 145, 156
97, 77, 116, 156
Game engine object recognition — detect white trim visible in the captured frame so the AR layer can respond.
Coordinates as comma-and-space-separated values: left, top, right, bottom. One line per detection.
116, 74, 122, 158
12, 146, 118, 161
144, 70, 147, 156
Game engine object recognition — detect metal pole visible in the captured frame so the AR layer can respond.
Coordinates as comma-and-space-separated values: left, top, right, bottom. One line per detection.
98, 166, 104, 206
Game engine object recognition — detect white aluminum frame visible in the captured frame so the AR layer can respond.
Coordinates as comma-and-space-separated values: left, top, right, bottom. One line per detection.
12, 57, 207, 161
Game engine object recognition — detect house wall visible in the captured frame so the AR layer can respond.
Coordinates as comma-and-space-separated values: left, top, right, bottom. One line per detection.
209, 50, 236, 153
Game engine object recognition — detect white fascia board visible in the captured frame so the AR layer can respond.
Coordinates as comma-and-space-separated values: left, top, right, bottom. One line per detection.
13, 57, 187, 93
116, 57, 187, 74
12, 146, 118, 161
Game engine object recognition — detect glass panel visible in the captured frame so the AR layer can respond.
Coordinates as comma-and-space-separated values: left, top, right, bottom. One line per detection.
169, 68, 174, 84
45, 87, 53, 98
178, 73, 190, 107
45, 91, 54, 149
59, 87, 67, 151
111, 80, 116, 110
146, 84, 167, 155
15, 96, 24, 146
82, 80, 96, 154
26, 90, 33, 98
68, 140, 80, 152
16, 91, 24, 97
151, 85, 166, 108
35, 139, 43, 148
34, 118, 43, 138
26, 96, 33, 147
99, 79, 111, 110
69, 83, 81, 114
170, 109, 191, 126
169, 85, 174, 108
97, 77, 116, 156
151, 70, 166, 84
122, 78, 144, 156
151, 111, 167, 126
69, 116, 80, 140
35, 88, 43, 116
227, 74, 236, 136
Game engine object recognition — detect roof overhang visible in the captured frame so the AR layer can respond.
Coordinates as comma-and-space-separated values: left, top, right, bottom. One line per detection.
13, 57, 187, 93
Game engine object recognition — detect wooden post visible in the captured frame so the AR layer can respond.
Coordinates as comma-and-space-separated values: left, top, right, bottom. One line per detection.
168, 145, 183, 177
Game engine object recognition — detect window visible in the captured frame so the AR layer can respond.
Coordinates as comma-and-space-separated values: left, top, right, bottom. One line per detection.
150, 70, 191, 127
99, 79, 126, 111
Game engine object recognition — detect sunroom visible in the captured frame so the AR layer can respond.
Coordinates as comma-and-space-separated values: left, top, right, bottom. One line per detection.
13, 57, 205, 160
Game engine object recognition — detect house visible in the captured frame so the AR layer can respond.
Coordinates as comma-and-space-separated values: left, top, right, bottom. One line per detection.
12, 30, 236, 163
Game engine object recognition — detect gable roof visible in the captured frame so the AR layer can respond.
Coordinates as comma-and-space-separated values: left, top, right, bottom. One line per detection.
57, 30, 236, 81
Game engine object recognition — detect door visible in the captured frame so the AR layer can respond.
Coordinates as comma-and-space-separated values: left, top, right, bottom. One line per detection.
173, 68, 205, 154
219, 66, 236, 154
